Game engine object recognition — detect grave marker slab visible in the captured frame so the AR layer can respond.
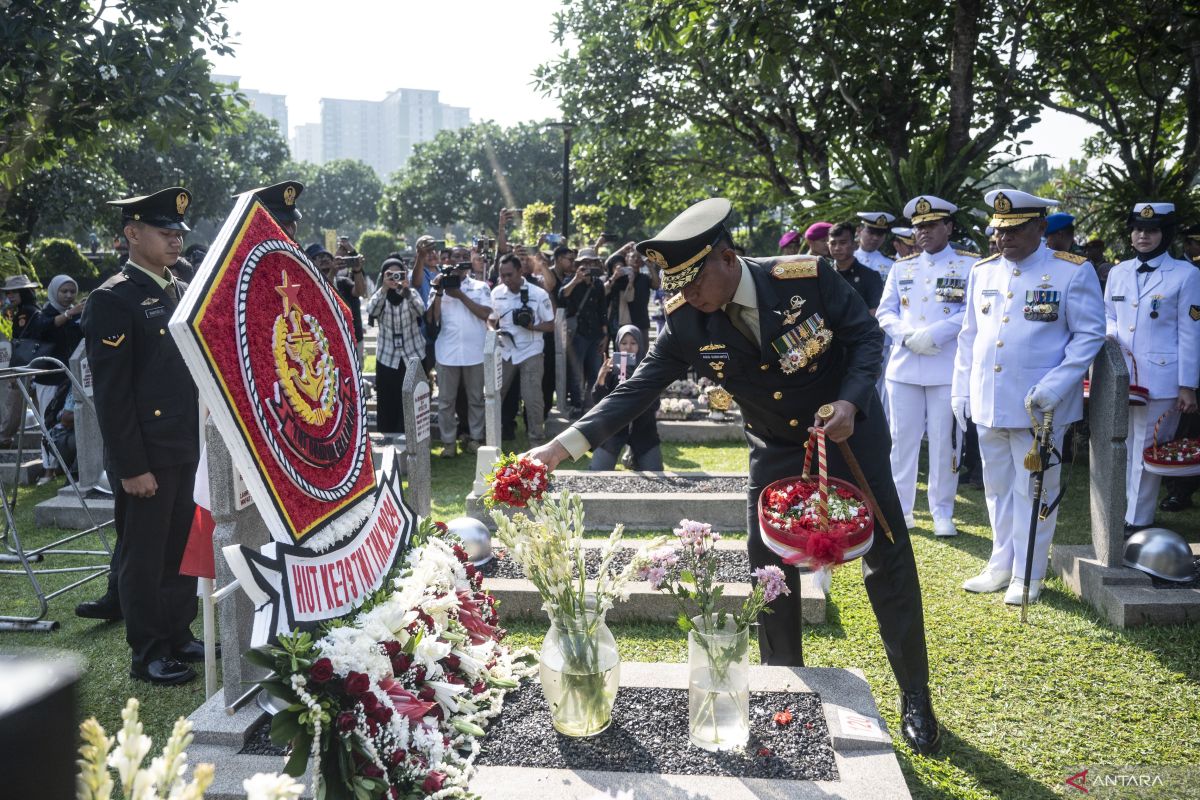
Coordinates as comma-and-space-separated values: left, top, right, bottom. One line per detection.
402, 356, 431, 517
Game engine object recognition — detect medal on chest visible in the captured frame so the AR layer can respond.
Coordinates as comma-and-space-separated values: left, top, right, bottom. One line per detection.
1151, 294, 1162, 319
1024, 289, 1061, 322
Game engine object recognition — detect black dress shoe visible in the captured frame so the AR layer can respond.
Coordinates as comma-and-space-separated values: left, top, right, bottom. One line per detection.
75, 597, 122, 621
172, 639, 220, 663
130, 658, 196, 686
900, 687, 942, 755
1160, 495, 1192, 512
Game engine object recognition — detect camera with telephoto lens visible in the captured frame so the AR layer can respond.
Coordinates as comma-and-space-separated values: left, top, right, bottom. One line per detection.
439, 264, 462, 290
513, 287, 534, 328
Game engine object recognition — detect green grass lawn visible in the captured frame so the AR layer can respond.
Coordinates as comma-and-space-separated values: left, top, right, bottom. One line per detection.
3, 436, 1199, 799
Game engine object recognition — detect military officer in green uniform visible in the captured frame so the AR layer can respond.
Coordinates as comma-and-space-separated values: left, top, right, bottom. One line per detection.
81, 187, 203, 685
237, 180, 305, 242
528, 198, 941, 754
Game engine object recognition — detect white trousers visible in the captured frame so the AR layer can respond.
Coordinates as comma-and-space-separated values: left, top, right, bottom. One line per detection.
1125, 398, 1180, 526
977, 425, 1065, 583
886, 381, 958, 522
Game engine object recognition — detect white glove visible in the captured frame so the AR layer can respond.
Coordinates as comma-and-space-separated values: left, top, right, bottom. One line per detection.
905, 328, 941, 356
952, 396, 970, 432
1026, 384, 1061, 412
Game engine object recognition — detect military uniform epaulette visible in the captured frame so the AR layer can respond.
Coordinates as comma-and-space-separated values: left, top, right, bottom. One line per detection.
1053, 251, 1088, 265
665, 292, 687, 314
769, 257, 820, 279
955, 249, 981, 258
972, 253, 1001, 268
896, 252, 920, 262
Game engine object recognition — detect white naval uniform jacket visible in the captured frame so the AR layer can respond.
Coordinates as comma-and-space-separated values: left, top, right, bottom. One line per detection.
855, 247, 894, 280
876, 246, 976, 386
951, 244, 1105, 428
1105, 253, 1200, 399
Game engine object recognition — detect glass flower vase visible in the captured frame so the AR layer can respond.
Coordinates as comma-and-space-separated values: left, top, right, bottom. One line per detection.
539, 598, 620, 737
688, 613, 750, 751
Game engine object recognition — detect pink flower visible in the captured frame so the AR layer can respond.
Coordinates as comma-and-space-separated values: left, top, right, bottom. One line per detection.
377, 678, 437, 723
422, 771, 447, 793
751, 565, 791, 603
646, 565, 668, 590
456, 589, 503, 645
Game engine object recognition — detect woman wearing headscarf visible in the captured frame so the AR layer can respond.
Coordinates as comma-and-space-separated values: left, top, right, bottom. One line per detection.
588, 325, 663, 471
27, 274, 85, 482
0, 275, 43, 447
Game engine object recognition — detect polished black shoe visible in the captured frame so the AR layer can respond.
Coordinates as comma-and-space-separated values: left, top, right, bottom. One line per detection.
130, 658, 196, 686
172, 639, 220, 663
75, 597, 122, 621
900, 687, 942, 755
1160, 495, 1192, 512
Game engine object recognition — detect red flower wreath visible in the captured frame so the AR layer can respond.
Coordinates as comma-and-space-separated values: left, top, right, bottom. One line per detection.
483, 453, 549, 508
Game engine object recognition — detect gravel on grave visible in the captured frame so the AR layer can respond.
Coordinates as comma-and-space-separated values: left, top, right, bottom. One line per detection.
549, 473, 748, 495
476, 685, 837, 781
480, 546, 752, 584
241, 719, 286, 756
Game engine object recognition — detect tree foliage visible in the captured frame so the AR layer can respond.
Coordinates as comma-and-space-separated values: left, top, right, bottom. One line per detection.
300, 159, 384, 241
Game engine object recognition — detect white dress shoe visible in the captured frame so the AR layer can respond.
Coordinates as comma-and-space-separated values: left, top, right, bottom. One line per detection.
1004, 579, 1042, 605
904, 513, 916, 528
932, 519, 958, 537
962, 569, 1012, 593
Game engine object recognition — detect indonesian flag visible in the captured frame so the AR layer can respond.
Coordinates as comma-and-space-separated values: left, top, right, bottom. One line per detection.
180, 443, 216, 579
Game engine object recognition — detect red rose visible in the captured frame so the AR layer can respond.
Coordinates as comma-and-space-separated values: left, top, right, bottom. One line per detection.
344, 671, 370, 695
422, 771, 447, 793
382, 640, 401, 657
360, 692, 379, 713
418, 685, 436, 702
444, 654, 461, 671
472, 680, 487, 695
309, 658, 334, 683
371, 704, 393, 723
433, 521, 448, 533
391, 653, 412, 674
388, 748, 408, 767
412, 665, 427, 683
336, 711, 356, 732
363, 764, 384, 778
452, 544, 470, 563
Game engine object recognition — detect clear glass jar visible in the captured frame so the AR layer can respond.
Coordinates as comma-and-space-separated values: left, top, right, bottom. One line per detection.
688, 613, 750, 751
539, 597, 620, 737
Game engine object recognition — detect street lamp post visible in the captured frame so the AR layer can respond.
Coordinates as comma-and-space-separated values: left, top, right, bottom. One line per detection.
548, 121, 575, 241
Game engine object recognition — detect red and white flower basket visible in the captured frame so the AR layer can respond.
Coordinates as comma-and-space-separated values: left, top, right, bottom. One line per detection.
1144, 411, 1200, 476
757, 427, 874, 569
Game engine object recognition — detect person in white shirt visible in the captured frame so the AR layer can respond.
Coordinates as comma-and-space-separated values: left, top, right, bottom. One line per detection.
426, 261, 492, 457
953, 189, 1105, 604
489, 254, 555, 443
877, 195, 978, 537
855, 211, 896, 279
1104, 202, 1200, 531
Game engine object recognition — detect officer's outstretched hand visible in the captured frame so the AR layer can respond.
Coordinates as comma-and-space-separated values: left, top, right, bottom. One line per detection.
810, 400, 856, 443
121, 471, 158, 498
524, 440, 569, 473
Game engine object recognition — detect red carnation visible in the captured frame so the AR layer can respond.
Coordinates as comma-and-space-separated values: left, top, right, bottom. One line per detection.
433, 521, 449, 533
422, 771, 447, 793
483, 454, 548, 508
452, 544, 470, 563
309, 658, 333, 683
344, 671, 370, 695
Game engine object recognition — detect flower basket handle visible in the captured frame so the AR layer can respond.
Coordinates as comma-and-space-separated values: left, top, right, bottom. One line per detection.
1150, 409, 1174, 458
800, 426, 830, 530
1121, 343, 1140, 387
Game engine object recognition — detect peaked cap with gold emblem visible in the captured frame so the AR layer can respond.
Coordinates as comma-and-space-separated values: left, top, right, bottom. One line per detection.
237, 180, 305, 224
856, 211, 896, 231
902, 195, 957, 226
108, 186, 192, 231
1128, 202, 1175, 228
637, 197, 733, 291
983, 188, 1058, 229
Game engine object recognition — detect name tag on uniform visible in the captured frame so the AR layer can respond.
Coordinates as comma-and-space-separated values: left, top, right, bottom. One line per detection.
982, 289, 1000, 296
1111, 295, 1125, 302
899, 279, 914, 286
145, 306, 167, 319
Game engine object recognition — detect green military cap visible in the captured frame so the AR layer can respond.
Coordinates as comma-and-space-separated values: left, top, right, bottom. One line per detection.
637, 197, 732, 292
237, 180, 305, 224
108, 186, 192, 231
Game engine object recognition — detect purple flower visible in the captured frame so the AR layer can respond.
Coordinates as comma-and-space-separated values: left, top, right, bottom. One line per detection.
646, 565, 668, 590
752, 565, 791, 603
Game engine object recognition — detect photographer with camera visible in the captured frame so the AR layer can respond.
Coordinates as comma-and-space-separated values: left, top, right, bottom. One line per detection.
305, 240, 368, 366
489, 253, 555, 443
366, 255, 426, 434
427, 260, 492, 457
408, 235, 445, 371
558, 247, 609, 411
604, 240, 658, 358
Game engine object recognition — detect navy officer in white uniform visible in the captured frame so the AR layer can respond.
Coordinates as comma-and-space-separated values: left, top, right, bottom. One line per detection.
952, 190, 1105, 603
855, 211, 896, 279
877, 196, 978, 537
1105, 202, 1200, 532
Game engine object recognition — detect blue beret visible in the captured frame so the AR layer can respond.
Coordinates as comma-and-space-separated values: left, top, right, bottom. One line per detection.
1044, 212, 1075, 235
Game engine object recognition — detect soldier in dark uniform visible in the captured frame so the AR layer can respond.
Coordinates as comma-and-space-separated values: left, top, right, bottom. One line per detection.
79, 187, 202, 685
528, 198, 941, 754
238, 180, 305, 242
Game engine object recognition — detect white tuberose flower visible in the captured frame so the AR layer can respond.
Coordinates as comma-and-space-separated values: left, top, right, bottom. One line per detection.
243, 772, 305, 800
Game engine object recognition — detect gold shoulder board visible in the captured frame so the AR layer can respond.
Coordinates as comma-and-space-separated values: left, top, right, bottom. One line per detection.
896, 252, 920, 261
770, 258, 820, 279
955, 249, 981, 258
1053, 251, 1088, 265
973, 253, 1001, 268
665, 292, 687, 314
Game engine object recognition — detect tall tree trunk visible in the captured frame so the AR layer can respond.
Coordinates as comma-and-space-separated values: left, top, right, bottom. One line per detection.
947, 0, 982, 158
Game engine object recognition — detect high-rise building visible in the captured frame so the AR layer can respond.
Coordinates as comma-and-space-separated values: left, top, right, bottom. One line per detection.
212, 74, 289, 134
291, 123, 323, 164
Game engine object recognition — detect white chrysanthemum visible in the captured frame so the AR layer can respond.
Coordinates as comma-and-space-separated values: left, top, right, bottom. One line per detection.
316, 626, 390, 681
356, 597, 413, 642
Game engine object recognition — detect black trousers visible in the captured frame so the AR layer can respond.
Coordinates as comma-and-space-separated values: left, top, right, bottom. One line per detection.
375, 361, 406, 434
746, 393, 930, 691
541, 331, 556, 419
114, 462, 198, 666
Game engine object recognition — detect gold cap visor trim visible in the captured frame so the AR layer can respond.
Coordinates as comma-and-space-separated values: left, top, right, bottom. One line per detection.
660, 244, 712, 290
910, 211, 952, 225
989, 211, 1044, 228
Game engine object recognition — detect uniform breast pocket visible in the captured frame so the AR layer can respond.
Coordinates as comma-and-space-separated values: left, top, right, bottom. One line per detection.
1146, 352, 1177, 368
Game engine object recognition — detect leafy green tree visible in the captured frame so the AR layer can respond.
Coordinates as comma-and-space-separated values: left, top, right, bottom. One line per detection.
356, 229, 399, 273
302, 159, 383, 241
32, 237, 96, 285
0, 0, 236, 242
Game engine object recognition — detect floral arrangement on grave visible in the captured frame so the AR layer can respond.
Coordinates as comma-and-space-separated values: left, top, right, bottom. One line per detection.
77, 698, 304, 800
757, 428, 874, 569
1143, 412, 1200, 475
664, 378, 701, 397
492, 491, 664, 737
633, 519, 789, 750
244, 519, 535, 800
483, 453, 549, 508
658, 398, 695, 419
